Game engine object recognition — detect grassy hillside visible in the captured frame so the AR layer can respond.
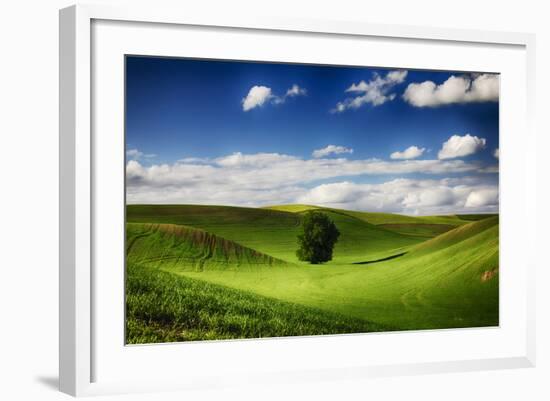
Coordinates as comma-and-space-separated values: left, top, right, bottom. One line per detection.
127, 262, 387, 343
128, 204, 301, 262
265, 203, 471, 225
127, 223, 288, 271
264, 204, 485, 238
264, 204, 321, 213
376, 223, 456, 238
456, 214, 499, 221
126, 204, 499, 342
309, 209, 421, 263
127, 204, 423, 262
177, 217, 498, 330
410, 215, 499, 256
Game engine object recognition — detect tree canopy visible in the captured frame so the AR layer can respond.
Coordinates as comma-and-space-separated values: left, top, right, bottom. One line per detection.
296, 211, 340, 264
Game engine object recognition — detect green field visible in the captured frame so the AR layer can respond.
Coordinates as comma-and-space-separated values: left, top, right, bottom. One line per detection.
126, 204, 499, 344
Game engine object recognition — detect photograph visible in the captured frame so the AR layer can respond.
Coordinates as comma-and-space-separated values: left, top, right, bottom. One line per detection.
124, 55, 500, 344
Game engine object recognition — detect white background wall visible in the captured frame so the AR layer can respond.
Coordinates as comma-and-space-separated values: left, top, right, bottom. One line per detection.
0, 0, 547, 400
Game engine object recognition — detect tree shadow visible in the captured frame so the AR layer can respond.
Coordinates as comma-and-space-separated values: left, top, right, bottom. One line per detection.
352, 252, 407, 265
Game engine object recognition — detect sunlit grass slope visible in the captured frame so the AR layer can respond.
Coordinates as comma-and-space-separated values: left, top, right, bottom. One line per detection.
177, 217, 498, 330
310, 209, 421, 263
376, 223, 456, 238
127, 262, 387, 344
127, 223, 288, 271
126, 204, 499, 341
127, 205, 300, 261
127, 204, 423, 262
263, 204, 322, 213
264, 204, 490, 238
265, 203, 470, 225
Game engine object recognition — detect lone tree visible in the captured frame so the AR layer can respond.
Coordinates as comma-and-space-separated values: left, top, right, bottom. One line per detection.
296, 211, 340, 264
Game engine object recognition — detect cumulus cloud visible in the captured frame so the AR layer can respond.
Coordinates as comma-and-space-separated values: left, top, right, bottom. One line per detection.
126, 148, 156, 160
297, 177, 499, 215
465, 188, 499, 208
126, 159, 144, 180
438, 134, 486, 160
494, 148, 499, 159
390, 145, 425, 160
403, 73, 499, 107
312, 145, 354, 158
215, 152, 297, 167
242, 84, 306, 111
127, 152, 482, 194
479, 165, 499, 174
286, 84, 307, 97
242, 86, 273, 111
126, 149, 498, 214
177, 157, 210, 164
331, 70, 407, 113
403, 187, 455, 208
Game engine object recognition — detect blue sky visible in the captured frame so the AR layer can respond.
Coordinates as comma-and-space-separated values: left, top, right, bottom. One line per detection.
125, 56, 499, 215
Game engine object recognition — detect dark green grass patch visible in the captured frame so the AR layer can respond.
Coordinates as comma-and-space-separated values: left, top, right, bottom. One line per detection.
126, 262, 387, 344
127, 204, 302, 262
266, 204, 473, 226
455, 214, 499, 221
378, 223, 456, 238
127, 204, 423, 263
127, 222, 288, 271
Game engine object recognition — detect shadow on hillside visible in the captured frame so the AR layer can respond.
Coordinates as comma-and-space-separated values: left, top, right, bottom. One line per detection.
353, 252, 407, 265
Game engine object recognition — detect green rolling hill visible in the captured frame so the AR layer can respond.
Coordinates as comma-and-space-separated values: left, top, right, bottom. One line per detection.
128, 204, 423, 262
126, 263, 388, 344
264, 203, 482, 238
126, 204, 499, 343
127, 223, 289, 271
127, 204, 301, 262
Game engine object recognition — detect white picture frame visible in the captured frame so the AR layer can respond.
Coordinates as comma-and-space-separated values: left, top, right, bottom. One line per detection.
59, 4, 536, 397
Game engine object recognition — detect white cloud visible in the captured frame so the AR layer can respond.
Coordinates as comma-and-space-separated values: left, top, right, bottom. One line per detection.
126, 152, 484, 194
126, 148, 156, 160
126, 149, 142, 159
215, 152, 297, 167
297, 182, 360, 205
242, 85, 273, 111
494, 148, 499, 159
403, 73, 499, 107
390, 145, 425, 160
403, 187, 455, 208
331, 70, 407, 113
479, 165, 499, 174
297, 177, 498, 215
177, 157, 210, 164
126, 159, 144, 179
242, 84, 306, 111
438, 134, 486, 160
126, 149, 498, 215
464, 188, 499, 208
286, 84, 307, 97
312, 145, 354, 158
333, 103, 346, 113
386, 70, 408, 83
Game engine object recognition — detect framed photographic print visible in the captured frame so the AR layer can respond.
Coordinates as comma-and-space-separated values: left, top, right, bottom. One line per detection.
124, 56, 501, 344
59, 4, 536, 396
